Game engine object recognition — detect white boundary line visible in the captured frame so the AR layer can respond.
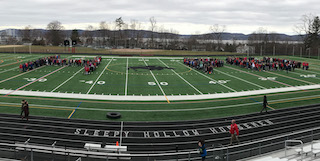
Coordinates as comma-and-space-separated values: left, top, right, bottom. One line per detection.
158, 58, 203, 95
213, 68, 267, 89
125, 58, 129, 96
1, 84, 319, 101
51, 68, 84, 92
86, 58, 113, 94
178, 62, 237, 92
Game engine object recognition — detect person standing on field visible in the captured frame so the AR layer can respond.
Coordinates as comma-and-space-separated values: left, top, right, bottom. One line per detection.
261, 95, 268, 113
229, 119, 240, 145
22, 101, 29, 121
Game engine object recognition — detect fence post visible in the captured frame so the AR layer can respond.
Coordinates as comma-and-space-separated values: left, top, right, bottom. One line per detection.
31, 148, 34, 161
226, 147, 229, 161
259, 143, 261, 155
188, 152, 191, 161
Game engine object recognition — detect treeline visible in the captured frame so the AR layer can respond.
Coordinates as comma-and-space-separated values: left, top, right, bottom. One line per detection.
1, 14, 320, 56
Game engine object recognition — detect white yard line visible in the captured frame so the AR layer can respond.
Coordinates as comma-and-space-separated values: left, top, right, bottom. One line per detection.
125, 58, 129, 96
142, 58, 170, 103
51, 68, 84, 92
213, 68, 267, 89
178, 62, 237, 92
86, 58, 113, 94
158, 58, 203, 94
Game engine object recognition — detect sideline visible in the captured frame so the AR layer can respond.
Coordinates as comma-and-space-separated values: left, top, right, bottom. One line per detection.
1, 88, 320, 105
0, 94, 318, 112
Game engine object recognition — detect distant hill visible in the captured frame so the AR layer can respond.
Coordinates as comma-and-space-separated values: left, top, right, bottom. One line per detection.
0, 29, 303, 41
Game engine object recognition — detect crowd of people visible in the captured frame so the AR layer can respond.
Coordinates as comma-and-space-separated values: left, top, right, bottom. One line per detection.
226, 57, 309, 72
183, 58, 224, 74
84, 56, 102, 75
18, 55, 102, 75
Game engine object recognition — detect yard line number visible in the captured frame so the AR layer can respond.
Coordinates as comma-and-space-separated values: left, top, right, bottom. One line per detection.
24, 78, 47, 82
148, 82, 168, 86
300, 74, 316, 78
209, 80, 230, 84
258, 77, 277, 81
79, 80, 105, 85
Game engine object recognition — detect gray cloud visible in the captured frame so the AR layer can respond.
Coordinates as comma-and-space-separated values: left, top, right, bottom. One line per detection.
0, 0, 319, 34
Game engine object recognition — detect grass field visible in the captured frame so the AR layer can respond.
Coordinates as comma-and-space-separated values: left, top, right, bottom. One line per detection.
0, 53, 319, 121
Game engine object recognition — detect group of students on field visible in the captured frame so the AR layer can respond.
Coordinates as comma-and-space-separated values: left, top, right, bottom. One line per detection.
18, 55, 102, 75
84, 56, 102, 75
226, 57, 309, 72
183, 58, 224, 74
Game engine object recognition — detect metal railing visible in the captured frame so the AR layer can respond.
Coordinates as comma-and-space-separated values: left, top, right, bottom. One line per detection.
1, 126, 320, 161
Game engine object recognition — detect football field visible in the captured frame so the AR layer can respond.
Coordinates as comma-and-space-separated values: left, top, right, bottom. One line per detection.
0, 53, 319, 121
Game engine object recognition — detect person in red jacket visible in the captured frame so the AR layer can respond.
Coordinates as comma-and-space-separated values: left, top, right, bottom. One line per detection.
229, 119, 240, 145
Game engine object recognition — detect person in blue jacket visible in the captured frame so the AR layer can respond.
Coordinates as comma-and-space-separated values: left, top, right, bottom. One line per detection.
198, 140, 207, 161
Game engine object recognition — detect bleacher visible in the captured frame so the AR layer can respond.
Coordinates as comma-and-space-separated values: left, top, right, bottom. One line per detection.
0, 103, 319, 160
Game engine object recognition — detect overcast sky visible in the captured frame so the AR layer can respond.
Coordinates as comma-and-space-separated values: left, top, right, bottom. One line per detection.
0, 0, 319, 35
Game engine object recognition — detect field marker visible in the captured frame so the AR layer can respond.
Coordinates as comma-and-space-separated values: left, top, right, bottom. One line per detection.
86, 58, 113, 94
68, 102, 82, 119
142, 58, 170, 103
4, 66, 66, 96
213, 69, 266, 89
289, 71, 320, 80
0, 66, 46, 84
51, 68, 83, 92
178, 62, 237, 92
265, 71, 315, 85
158, 59, 203, 95
225, 65, 296, 88
125, 58, 129, 96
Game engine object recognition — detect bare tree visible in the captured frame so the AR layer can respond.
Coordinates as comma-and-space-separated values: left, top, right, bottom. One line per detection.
20, 25, 32, 43
99, 21, 109, 46
46, 21, 64, 46
209, 24, 226, 51
82, 25, 94, 46
149, 16, 157, 48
